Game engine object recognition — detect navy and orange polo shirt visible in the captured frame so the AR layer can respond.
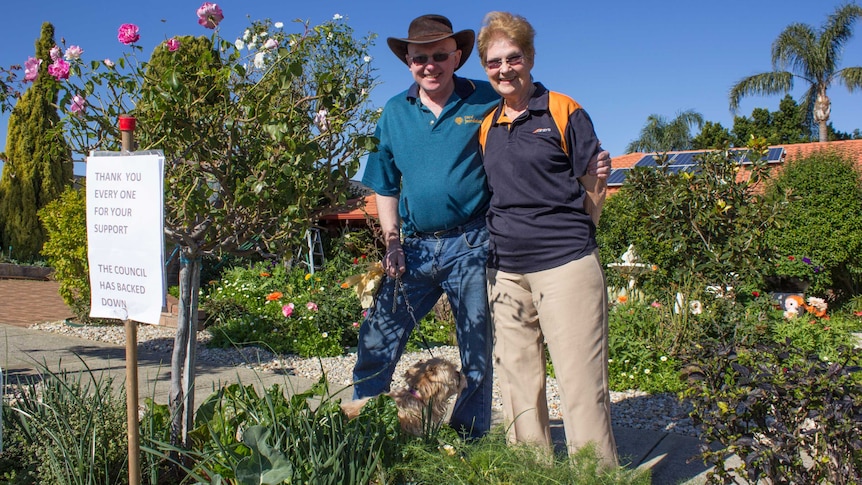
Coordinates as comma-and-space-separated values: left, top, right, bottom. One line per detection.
362, 75, 499, 235
479, 82, 600, 273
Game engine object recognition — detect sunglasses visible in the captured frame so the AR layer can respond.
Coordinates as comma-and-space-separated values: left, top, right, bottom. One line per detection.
485, 54, 524, 70
408, 51, 457, 66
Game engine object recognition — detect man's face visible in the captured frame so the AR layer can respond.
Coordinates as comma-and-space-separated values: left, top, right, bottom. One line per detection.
406, 38, 460, 98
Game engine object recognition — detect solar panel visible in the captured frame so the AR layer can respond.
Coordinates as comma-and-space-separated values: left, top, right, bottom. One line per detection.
607, 168, 629, 185
673, 152, 696, 165
767, 147, 784, 161
634, 155, 659, 167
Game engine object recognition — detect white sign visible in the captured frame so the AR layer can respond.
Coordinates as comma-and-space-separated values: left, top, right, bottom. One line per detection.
86, 151, 166, 324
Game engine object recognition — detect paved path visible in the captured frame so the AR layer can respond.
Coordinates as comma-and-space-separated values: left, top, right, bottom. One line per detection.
0, 279, 74, 327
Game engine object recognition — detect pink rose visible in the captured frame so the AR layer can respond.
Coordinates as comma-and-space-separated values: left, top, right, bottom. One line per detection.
23, 57, 42, 82
47, 58, 70, 80
117, 23, 140, 45
197, 2, 224, 29
263, 38, 278, 50
166, 38, 180, 52
282, 303, 294, 317
103, 58, 115, 68
64, 45, 84, 60
306, 302, 318, 312
50, 45, 61, 61
69, 94, 86, 114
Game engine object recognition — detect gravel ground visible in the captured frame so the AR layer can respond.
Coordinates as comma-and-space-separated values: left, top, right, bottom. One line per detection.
30, 320, 696, 436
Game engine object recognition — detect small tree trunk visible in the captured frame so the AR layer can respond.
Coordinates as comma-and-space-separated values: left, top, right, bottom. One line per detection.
169, 247, 201, 450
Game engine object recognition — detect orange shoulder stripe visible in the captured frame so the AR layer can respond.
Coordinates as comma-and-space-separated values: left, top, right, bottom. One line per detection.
547, 91, 582, 157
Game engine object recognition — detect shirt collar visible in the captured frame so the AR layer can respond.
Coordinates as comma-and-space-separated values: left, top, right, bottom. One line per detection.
490, 82, 547, 125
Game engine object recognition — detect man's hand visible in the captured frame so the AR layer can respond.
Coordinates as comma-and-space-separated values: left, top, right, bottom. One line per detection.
382, 240, 406, 278
587, 148, 612, 179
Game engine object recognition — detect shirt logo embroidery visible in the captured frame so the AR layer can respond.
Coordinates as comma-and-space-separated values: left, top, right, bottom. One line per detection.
532, 128, 552, 134
456, 115, 482, 125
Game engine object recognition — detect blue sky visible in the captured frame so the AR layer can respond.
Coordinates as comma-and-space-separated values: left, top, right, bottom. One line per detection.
2, 0, 861, 175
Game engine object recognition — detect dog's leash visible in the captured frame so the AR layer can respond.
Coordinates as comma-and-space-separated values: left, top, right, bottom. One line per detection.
392, 276, 435, 358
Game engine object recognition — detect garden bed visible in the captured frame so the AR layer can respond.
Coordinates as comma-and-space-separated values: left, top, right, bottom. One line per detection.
0, 262, 53, 280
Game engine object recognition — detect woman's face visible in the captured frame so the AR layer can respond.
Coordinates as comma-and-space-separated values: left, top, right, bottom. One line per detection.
483, 36, 532, 101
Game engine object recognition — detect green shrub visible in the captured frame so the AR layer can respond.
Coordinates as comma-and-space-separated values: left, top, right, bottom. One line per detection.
683, 340, 862, 484
608, 300, 685, 393
203, 260, 359, 357
2, 365, 129, 484
764, 150, 862, 300
38, 186, 91, 321
178, 380, 404, 484
203, 227, 457, 357
600, 142, 784, 302
597, 185, 646, 290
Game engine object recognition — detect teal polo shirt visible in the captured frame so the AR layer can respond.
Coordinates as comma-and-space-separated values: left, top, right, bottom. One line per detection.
362, 76, 499, 235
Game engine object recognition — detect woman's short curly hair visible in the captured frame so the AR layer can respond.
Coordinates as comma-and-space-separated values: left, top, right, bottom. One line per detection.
477, 11, 536, 68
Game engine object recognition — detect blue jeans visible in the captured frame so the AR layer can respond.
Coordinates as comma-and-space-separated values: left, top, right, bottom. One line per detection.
352, 219, 493, 438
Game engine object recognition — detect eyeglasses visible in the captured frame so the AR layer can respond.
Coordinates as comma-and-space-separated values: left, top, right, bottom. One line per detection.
408, 51, 457, 66
485, 54, 524, 70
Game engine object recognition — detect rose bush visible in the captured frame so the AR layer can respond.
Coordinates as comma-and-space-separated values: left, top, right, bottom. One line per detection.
5, 2, 379, 447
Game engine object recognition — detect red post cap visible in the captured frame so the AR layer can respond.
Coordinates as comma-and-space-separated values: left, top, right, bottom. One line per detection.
118, 115, 137, 131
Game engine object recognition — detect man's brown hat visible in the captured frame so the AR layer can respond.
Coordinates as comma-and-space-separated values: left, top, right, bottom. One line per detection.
387, 14, 474, 71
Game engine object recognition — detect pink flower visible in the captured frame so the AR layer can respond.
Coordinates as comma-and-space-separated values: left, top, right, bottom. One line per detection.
69, 94, 86, 114
47, 58, 70, 80
197, 2, 224, 29
306, 301, 318, 312
23, 57, 42, 82
263, 38, 278, 50
117, 24, 140, 45
282, 303, 295, 317
352, 321, 359, 328
651, 301, 662, 308
64, 45, 84, 60
103, 58, 115, 68
50, 45, 61, 61
165, 38, 180, 52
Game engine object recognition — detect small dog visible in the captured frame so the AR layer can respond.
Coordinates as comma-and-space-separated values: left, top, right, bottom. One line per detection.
341, 358, 466, 435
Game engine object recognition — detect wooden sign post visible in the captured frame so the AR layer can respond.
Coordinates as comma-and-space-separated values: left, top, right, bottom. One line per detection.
120, 114, 141, 485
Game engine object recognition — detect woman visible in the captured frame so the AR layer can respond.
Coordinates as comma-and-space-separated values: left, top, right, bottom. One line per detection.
477, 11, 618, 467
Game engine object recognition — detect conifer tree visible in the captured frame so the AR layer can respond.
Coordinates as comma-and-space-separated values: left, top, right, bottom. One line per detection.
0, 22, 72, 262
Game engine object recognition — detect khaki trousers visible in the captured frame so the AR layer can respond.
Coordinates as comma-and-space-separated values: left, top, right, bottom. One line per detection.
488, 250, 618, 467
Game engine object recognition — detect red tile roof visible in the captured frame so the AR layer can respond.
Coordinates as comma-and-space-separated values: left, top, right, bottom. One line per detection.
320, 194, 378, 220
608, 139, 862, 196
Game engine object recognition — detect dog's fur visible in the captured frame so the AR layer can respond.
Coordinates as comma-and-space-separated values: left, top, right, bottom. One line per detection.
341, 358, 466, 435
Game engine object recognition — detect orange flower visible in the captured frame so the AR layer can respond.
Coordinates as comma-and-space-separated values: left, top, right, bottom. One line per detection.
260, 272, 271, 277
340, 281, 349, 289
617, 295, 628, 303
266, 291, 283, 301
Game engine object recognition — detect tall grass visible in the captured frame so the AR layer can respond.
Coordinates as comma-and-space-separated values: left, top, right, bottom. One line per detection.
3, 362, 128, 484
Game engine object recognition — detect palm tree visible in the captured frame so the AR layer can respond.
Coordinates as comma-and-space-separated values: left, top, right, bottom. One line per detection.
625, 110, 704, 153
729, 3, 862, 142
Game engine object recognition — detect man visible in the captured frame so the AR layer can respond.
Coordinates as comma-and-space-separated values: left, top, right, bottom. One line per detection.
353, 14, 610, 438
